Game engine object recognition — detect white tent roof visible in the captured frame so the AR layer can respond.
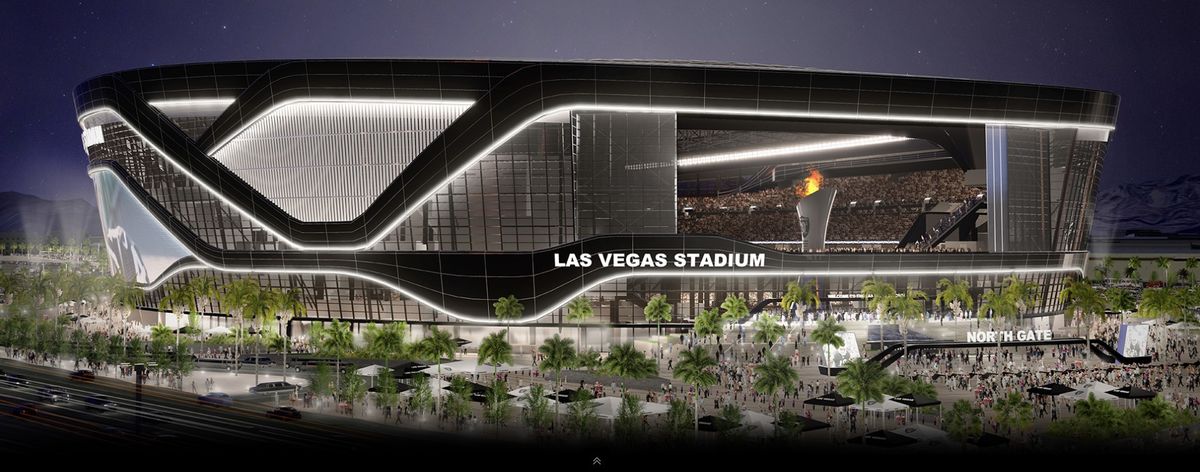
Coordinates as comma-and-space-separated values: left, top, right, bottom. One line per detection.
1062, 381, 1119, 401
738, 409, 777, 437
399, 378, 453, 398
435, 358, 530, 375
891, 423, 951, 447
849, 395, 910, 413
355, 364, 388, 376
205, 326, 232, 335
583, 396, 670, 420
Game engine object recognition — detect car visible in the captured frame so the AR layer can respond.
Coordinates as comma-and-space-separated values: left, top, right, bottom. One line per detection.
83, 394, 118, 412
249, 381, 298, 394
36, 387, 70, 403
1, 373, 31, 387
240, 356, 275, 367
197, 392, 234, 407
266, 406, 302, 420
68, 370, 96, 382
10, 402, 38, 416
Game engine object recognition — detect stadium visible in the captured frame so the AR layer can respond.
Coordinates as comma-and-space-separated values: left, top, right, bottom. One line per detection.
75, 59, 1118, 341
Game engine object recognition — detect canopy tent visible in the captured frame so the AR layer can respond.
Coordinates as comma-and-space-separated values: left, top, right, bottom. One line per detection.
1027, 383, 1075, 397
368, 381, 413, 394
1061, 381, 1119, 402
736, 409, 777, 436
204, 326, 232, 335
356, 364, 389, 376
891, 423, 952, 448
434, 358, 530, 375
697, 415, 740, 432
774, 415, 832, 433
585, 396, 670, 420
400, 378, 453, 399
548, 388, 581, 404
442, 380, 510, 403
849, 395, 909, 413
803, 392, 856, 408
847, 429, 920, 448
967, 432, 1011, 448
891, 393, 941, 408
453, 337, 471, 347
1106, 385, 1157, 400
390, 360, 430, 375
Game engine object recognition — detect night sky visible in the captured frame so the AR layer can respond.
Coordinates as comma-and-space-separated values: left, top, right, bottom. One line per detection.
2, 0, 1197, 204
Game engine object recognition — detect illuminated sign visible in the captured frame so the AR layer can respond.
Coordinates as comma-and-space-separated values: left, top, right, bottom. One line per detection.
965, 330, 1053, 343
553, 252, 766, 269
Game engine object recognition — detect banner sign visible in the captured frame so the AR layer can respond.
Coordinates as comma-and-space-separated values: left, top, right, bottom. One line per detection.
553, 252, 766, 269
965, 330, 1053, 343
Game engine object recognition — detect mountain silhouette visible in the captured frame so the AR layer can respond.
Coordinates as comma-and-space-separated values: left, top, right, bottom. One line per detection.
0, 191, 102, 243
1092, 174, 1200, 238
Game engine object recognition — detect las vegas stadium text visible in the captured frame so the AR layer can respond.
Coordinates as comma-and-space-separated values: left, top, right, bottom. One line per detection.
553, 252, 767, 268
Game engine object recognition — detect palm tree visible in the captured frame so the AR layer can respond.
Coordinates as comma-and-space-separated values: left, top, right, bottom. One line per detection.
1138, 287, 1185, 323
884, 289, 928, 357
977, 288, 1017, 339
478, 329, 513, 378
860, 278, 896, 349
312, 319, 354, 390
780, 280, 819, 320
538, 335, 576, 427
751, 313, 784, 348
275, 288, 307, 378
565, 296, 595, 351
837, 359, 886, 432
934, 278, 974, 321
1183, 257, 1199, 285
992, 391, 1033, 439
156, 284, 191, 388
1154, 257, 1173, 285
1002, 276, 1039, 328
753, 353, 799, 427
693, 307, 723, 343
674, 346, 717, 434
1060, 277, 1105, 342
419, 326, 457, 407
810, 317, 846, 370
185, 276, 217, 335
240, 282, 279, 384
112, 280, 144, 358
220, 278, 256, 373
520, 384, 553, 433
601, 343, 658, 396
944, 399, 983, 443
363, 321, 406, 380
493, 295, 524, 342
643, 294, 672, 354
1125, 257, 1142, 281
1104, 287, 1136, 323
719, 294, 749, 327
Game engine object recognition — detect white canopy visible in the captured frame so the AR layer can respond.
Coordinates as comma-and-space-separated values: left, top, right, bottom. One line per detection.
399, 378, 453, 399
581, 396, 670, 420
849, 395, 910, 413
435, 358, 529, 375
1167, 322, 1200, 331
205, 326, 232, 335
1063, 381, 1119, 401
738, 409, 778, 437
356, 364, 389, 376
891, 423, 951, 447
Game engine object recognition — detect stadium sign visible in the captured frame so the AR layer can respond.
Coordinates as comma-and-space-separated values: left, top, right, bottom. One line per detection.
553, 252, 766, 269
965, 330, 1054, 343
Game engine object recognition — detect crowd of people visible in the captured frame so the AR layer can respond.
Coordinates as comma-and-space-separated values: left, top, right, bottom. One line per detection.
678, 169, 982, 242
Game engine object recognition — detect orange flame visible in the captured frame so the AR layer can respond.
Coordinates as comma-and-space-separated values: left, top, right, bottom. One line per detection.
796, 170, 824, 198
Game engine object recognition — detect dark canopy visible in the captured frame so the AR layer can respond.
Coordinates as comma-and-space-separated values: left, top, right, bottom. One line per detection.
891, 393, 941, 408
1106, 386, 1156, 399
1027, 383, 1075, 396
453, 338, 471, 347
368, 381, 413, 394
803, 392, 856, 407
548, 388, 580, 403
697, 415, 740, 432
775, 415, 832, 432
967, 432, 1011, 448
847, 430, 919, 448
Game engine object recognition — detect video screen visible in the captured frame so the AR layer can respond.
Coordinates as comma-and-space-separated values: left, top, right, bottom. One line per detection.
93, 171, 192, 284
821, 331, 861, 368
1117, 324, 1149, 357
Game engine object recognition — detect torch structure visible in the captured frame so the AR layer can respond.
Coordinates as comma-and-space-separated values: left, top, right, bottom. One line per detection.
795, 171, 837, 251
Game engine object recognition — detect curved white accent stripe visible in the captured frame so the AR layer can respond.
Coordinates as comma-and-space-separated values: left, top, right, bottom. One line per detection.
94, 164, 1084, 325
79, 102, 1115, 252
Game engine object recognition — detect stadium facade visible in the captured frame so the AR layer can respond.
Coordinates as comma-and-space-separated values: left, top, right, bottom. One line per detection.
75, 59, 1118, 331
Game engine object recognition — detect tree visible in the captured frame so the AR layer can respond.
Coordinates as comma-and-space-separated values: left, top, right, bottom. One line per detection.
1060, 277, 1105, 342
884, 289, 928, 357
977, 288, 1017, 341
613, 393, 645, 440
753, 353, 799, 427
717, 404, 745, 440
780, 280, 819, 320
364, 322, 407, 377
662, 398, 694, 440
674, 346, 717, 434
375, 367, 399, 412
860, 278, 896, 349
810, 317, 846, 369
444, 377, 472, 429
693, 307, 724, 343
576, 349, 602, 371
483, 379, 512, 431
565, 296, 595, 351
1138, 287, 1185, 323
1183, 257, 1199, 285
520, 384, 553, 433
1125, 257, 1142, 281
112, 280, 145, 357
478, 329, 513, 378
1002, 276, 1039, 328
643, 294, 673, 354
601, 343, 658, 396
944, 399, 983, 443
312, 319, 354, 390
493, 295, 524, 342
220, 278, 256, 373
538, 334, 576, 427
565, 390, 599, 437
719, 294, 749, 327
992, 391, 1033, 439
1154, 257, 1173, 285
837, 359, 886, 432
1105, 287, 1136, 323
157, 284, 191, 388
752, 312, 785, 349
418, 326, 458, 409
934, 278, 974, 320
275, 288, 307, 378
239, 281, 280, 384
407, 374, 435, 424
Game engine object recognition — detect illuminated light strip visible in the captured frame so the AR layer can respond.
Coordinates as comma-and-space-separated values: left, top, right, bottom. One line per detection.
80, 102, 1115, 252
147, 98, 237, 108
752, 240, 901, 245
677, 136, 910, 167
90, 168, 1084, 324
207, 98, 477, 155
